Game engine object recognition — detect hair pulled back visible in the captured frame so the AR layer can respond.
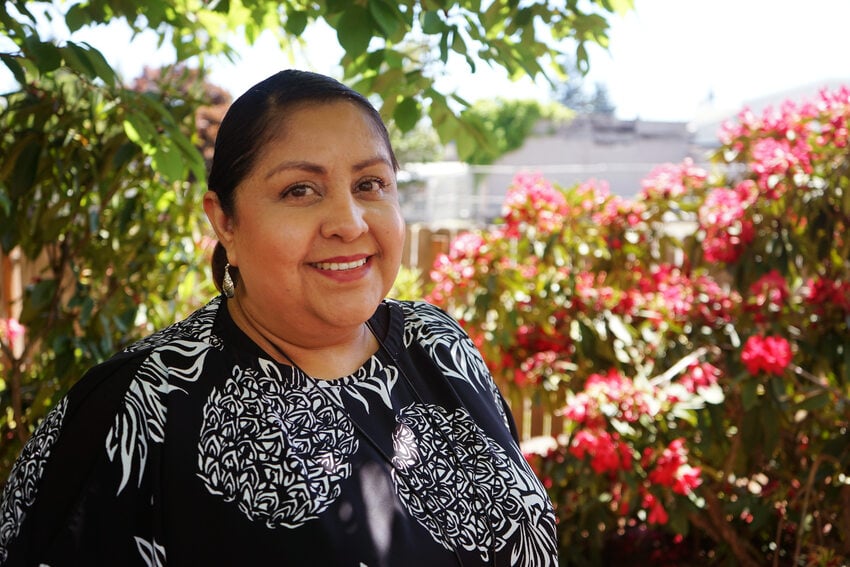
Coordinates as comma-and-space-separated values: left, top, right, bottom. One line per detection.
207, 69, 399, 292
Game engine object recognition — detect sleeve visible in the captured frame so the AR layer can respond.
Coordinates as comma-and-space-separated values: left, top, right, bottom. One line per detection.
0, 352, 144, 566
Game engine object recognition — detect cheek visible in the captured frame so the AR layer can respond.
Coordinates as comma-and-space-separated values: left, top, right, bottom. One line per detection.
235, 220, 303, 268
381, 210, 406, 256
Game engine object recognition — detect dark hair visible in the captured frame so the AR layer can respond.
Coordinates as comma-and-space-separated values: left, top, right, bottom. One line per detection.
207, 69, 399, 292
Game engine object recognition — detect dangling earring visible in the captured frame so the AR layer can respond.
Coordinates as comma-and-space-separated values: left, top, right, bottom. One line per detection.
222, 262, 236, 298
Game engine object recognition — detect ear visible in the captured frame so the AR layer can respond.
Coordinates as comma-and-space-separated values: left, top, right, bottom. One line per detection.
203, 191, 238, 265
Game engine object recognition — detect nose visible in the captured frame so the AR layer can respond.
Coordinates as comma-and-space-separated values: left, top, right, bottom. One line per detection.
320, 192, 369, 241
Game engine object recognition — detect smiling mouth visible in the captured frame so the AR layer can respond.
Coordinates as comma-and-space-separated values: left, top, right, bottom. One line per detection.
311, 257, 369, 271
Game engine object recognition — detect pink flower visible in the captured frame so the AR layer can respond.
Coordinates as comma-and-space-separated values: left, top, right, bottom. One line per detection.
569, 429, 632, 475
644, 438, 702, 496
0, 318, 25, 343
673, 465, 703, 495
591, 195, 645, 231
562, 392, 592, 424
647, 438, 686, 486
679, 361, 721, 394
749, 137, 812, 198
698, 184, 756, 263
501, 172, 568, 236
745, 270, 790, 322
740, 334, 793, 376
576, 178, 611, 209
642, 492, 669, 525
804, 276, 850, 315
692, 274, 741, 326
639, 158, 708, 200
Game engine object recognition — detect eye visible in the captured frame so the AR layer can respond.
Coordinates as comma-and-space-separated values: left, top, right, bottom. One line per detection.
280, 183, 317, 200
355, 177, 388, 194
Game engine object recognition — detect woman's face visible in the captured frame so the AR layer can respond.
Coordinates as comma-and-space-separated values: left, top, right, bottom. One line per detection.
208, 101, 405, 343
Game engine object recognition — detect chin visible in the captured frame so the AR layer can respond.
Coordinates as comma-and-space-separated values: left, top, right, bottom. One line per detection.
325, 298, 382, 325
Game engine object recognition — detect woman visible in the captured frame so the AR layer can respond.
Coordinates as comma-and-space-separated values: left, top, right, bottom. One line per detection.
0, 70, 557, 566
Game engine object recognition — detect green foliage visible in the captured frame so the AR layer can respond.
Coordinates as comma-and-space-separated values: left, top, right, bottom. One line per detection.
388, 265, 424, 301
0, 67, 216, 480
1, 0, 631, 160
461, 98, 573, 164
388, 120, 445, 165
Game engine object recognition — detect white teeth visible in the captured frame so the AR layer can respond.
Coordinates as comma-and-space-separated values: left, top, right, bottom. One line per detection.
314, 258, 368, 271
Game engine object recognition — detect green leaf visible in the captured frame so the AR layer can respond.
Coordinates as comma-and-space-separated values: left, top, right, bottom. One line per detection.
210, 0, 230, 14
152, 144, 184, 181
451, 28, 467, 56
760, 403, 779, 456
454, 123, 477, 162
422, 11, 444, 34
65, 4, 93, 32
112, 142, 140, 170
122, 119, 144, 146
167, 128, 207, 182
76, 42, 117, 85
741, 379, 759, 411
393, 97, 419, 132
369, 0, 400, 37
337, 7, 373, 54
62, 42, 98, 79
8, 137, 41, 198
24, 39, 62, 73
20, 279, 58, 324
769, 376, 786, 402
0, 54, 26, 85
601, 0, 635, 16
285, 11, 308, 35
385, 49, 403, 68
123, 114, 157, 147
439, 29, 449, 63
796, 391, 830, 412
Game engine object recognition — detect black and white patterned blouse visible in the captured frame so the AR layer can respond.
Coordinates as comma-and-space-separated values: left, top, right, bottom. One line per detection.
0, 297, 557, 566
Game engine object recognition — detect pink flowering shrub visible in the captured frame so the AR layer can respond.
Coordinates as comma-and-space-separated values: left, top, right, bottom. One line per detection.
429, 86, 850, 565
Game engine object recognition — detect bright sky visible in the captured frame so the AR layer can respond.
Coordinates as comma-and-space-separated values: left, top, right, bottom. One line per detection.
3, 0, 849, 122
586, 0, 850, 120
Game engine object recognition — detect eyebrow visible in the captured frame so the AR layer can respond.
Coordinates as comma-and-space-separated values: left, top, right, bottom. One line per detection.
263, 156, 392, 180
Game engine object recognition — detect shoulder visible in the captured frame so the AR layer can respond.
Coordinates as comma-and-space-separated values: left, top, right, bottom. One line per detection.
0, 299, 226, 561
388, 299, 491, 383
387, 300, 518, 440
65, 297, 224, 406
18, 296, 225, 468
122, 297, 223, 354
0, 345, 144, 562
388, 299, 469, 340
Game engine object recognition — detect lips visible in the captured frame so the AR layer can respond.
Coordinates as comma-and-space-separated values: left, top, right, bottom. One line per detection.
311, 257, 369, 271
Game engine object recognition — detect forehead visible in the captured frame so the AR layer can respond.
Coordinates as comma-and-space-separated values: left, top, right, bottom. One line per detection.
271, 100, 385, 145
247, 101, 393, 178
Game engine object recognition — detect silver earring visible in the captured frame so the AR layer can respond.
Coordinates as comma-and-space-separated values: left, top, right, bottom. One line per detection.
222, 262, 236, 298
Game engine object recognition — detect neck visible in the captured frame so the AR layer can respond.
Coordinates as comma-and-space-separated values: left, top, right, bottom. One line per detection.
226, 295, 378, 380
